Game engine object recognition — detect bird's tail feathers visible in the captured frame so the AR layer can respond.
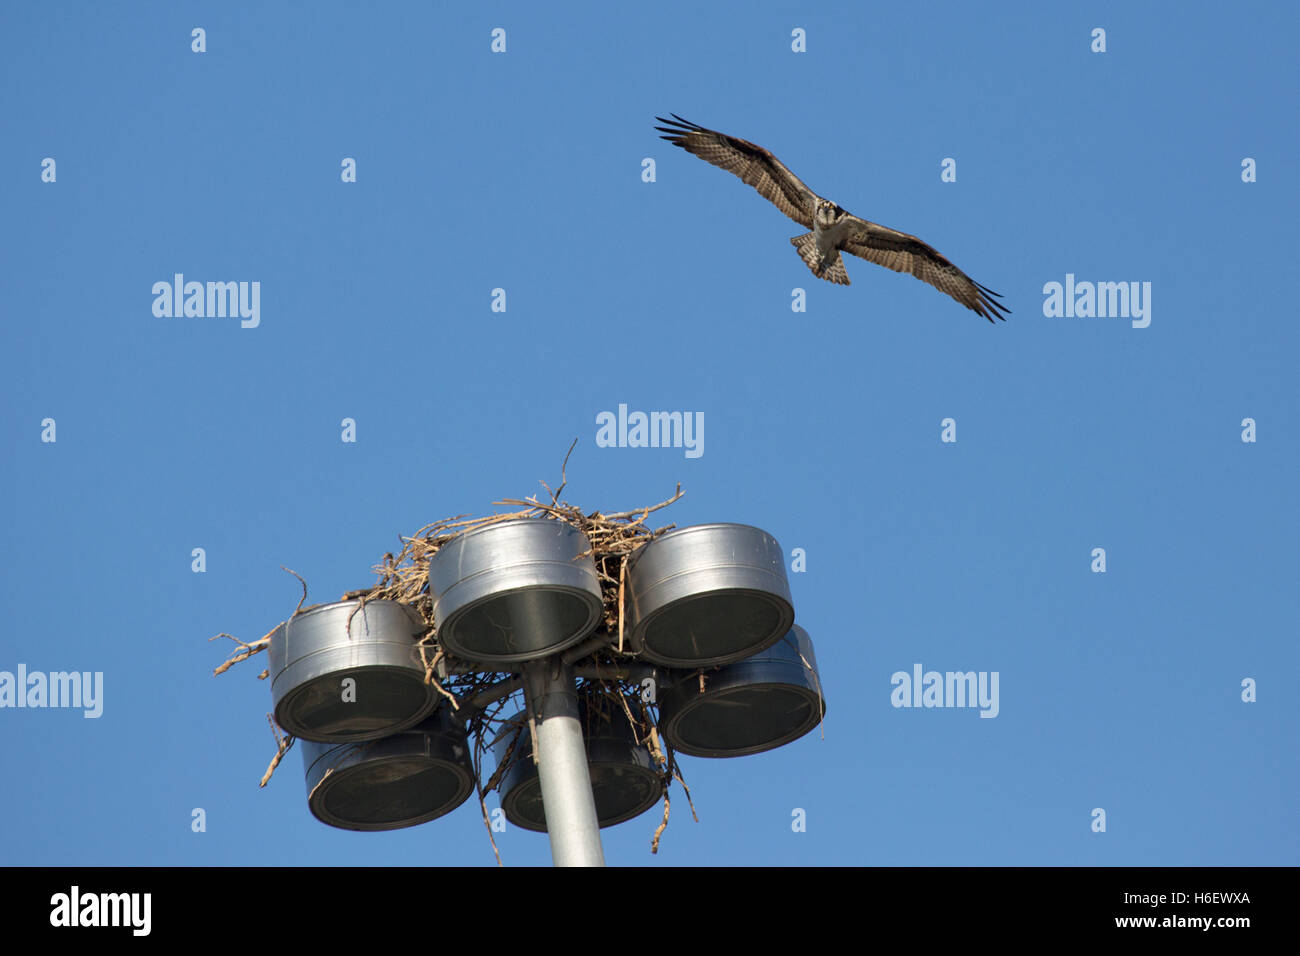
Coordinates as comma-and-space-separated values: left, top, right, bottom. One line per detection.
790, 233, 850, 285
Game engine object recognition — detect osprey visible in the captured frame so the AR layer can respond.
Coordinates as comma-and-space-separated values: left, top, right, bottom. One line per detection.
655, 114, 1010, 322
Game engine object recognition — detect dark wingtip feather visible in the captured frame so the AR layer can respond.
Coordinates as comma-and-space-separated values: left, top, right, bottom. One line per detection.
969, 280, 1011, 322
655, 115, 696, 145
656, 114, 710, 149
657, 115, 705, 135
982, 294, 1011, 323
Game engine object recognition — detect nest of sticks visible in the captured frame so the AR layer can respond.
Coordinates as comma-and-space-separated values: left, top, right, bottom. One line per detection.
211, 458, 697, 860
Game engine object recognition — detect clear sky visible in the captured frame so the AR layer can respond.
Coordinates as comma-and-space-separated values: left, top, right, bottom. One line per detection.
1, 1, 1296, 866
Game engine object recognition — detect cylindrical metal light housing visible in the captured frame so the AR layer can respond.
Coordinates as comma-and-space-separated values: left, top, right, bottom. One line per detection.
300, 708, 474, 831
495, 703, 663, 832
428, 518, 604, 664
659, 625, 825, 757
626, 523, 794, 667
270, 599, 435, 743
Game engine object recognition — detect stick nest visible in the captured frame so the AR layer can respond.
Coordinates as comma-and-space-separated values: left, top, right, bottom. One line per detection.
210, 465, 698, 860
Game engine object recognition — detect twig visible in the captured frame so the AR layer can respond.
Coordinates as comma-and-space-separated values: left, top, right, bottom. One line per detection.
423, 649, 460, 711
281, 566, 308, 614
650, 790, 671, 854
470, 732, 504, 867
210, 625, 278, 676
796, 647, 827, 739
603, 484, 684, 520
670, 756, 698, 823
260, 714, 294, 788
551, 437, 578, 505
617, 559, 626, 653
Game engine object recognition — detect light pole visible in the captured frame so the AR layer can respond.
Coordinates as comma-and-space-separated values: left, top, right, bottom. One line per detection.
522, 658, 605, 866
222, 501, 827, 867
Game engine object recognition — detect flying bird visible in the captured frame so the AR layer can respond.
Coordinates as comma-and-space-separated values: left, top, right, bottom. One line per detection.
654, 114, 1010, 322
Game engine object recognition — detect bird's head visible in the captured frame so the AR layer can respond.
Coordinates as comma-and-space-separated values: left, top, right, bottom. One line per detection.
815, 200, 844, 227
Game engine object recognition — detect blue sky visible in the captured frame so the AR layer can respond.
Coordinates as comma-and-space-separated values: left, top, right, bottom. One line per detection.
1, 1, 1296, 866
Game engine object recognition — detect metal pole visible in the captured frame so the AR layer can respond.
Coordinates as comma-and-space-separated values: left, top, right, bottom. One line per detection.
522, 658, 606, 867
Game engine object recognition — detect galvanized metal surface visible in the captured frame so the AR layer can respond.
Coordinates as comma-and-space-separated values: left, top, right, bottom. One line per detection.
518, 661, 606, 865
626, 523, 795, 667
659, 625, 825, 757
429, 518, 603, 664
498, 688, 662, 836
301, 707, 474, 831
270, 599, 434, 743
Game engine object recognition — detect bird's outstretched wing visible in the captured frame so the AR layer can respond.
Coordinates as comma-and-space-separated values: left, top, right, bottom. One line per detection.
655, 114, 817, 229
840, 216, 1010, 323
